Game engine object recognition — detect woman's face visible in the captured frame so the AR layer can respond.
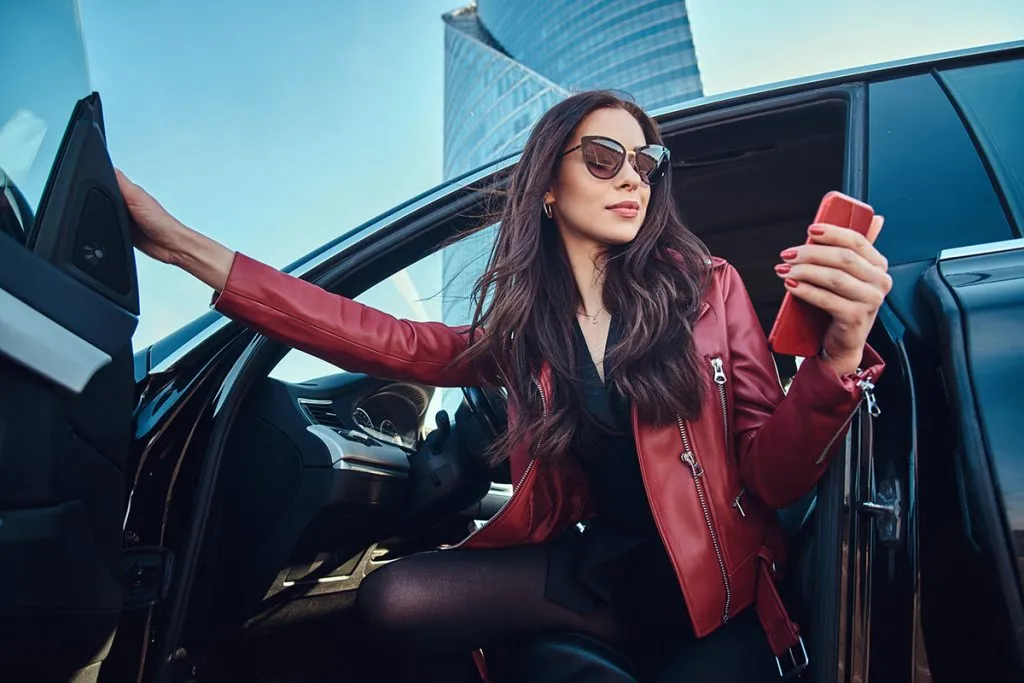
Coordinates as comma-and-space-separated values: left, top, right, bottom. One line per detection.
546, 107, 652, 251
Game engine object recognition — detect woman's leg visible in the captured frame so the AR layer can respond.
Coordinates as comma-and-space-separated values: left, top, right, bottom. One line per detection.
649, 608, 777, 683
355, 544, 621, 655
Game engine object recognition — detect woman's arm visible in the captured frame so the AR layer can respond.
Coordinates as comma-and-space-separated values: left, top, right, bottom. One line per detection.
211, 252, 496, 387
723, 264, 885, 509
171, 222, 235, 292
118, 170, 496, 388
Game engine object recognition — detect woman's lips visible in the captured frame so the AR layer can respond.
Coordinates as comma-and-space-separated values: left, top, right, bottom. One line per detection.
607, 201, 640, 218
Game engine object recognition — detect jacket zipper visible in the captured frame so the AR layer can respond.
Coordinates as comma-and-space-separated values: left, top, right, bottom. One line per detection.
710, 357, 745, 518
813, 372, 880, 465
710, 357, 729, 455
732, 487, 746, 518
677, 415, 732, 623
451, 378, 546, 548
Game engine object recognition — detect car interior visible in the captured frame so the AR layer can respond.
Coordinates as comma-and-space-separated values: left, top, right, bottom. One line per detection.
192, 96, 854, 682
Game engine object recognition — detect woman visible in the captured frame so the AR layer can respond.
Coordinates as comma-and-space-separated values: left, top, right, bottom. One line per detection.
118, 90, 890, 681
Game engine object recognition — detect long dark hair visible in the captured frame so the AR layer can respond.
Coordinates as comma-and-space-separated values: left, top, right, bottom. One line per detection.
455, 90, 712, 463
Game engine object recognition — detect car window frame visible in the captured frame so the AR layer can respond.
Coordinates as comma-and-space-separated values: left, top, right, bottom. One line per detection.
937, 56, 1024, 238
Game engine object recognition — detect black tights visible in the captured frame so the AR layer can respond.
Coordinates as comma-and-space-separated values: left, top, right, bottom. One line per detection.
356, 544, 620, 654
355, 544, 777, 682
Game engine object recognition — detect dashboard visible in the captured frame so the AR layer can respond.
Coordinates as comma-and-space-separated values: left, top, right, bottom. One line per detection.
212, 371, 497, 629
297, 381, 431, 451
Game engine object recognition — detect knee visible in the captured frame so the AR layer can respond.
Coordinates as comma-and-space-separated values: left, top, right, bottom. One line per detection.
356, 559, 434, 636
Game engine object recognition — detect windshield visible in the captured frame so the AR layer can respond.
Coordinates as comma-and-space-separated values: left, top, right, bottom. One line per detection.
1, 0, 91, 220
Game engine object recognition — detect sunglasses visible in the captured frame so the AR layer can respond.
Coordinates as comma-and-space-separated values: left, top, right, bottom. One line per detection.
561, 135, 670, 185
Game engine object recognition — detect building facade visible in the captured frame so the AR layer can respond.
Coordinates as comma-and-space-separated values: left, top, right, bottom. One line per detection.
442, 0, 703, 180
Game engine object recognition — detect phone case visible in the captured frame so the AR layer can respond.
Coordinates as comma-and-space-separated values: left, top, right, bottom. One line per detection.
767, 191, 876, 358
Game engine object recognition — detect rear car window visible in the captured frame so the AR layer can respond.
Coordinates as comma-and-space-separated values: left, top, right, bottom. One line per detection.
939, 58, 1024, 234
867, 73, 1012, 264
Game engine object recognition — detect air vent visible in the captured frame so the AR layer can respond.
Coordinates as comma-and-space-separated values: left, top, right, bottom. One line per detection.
298, 398, 342, 428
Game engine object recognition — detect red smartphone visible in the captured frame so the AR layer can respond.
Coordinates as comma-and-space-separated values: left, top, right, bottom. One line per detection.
767, 191, 877, 358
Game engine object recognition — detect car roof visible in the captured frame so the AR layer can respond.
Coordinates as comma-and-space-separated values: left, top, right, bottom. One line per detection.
650, 39, 1024, 119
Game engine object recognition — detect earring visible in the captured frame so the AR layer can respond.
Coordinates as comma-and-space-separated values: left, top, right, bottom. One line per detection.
543, 202, 553, 219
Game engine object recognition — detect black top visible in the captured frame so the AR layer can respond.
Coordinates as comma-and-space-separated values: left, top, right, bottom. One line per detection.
542, 313, 690, 641
570, 314, 661, 541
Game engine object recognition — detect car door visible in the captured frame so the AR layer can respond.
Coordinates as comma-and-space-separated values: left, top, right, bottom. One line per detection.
0, 92, 140, 682
866, 49, 1024, 682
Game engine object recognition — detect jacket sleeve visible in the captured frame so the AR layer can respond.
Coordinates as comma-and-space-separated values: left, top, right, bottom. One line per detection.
722, 264, 885, 509
211, 252, 499, 387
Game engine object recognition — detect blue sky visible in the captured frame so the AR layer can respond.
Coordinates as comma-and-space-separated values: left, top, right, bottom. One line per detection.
66, 0, 1024, 348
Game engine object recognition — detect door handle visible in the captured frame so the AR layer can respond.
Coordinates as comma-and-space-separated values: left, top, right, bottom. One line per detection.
859, 478, 902, 543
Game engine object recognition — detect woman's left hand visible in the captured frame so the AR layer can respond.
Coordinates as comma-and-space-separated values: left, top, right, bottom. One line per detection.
775, 217, 891, 377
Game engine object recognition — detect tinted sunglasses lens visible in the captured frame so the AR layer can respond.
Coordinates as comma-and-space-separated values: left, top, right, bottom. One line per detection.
582, 139, 624, 179
637, 146, 668, 184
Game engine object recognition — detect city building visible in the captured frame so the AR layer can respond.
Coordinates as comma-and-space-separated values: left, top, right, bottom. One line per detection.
442, 0, 703, 180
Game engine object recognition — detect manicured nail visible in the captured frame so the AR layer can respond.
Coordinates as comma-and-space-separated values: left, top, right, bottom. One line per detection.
785, 279, 799, 289
774, 264, 792, 275
780, 249, 798, 260
808, 225, 826, 236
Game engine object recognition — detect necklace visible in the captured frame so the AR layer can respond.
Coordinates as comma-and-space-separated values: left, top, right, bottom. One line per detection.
579, 307, 605, 325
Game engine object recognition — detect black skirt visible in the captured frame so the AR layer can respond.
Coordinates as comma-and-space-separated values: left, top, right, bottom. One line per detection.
544, 520, 691, 634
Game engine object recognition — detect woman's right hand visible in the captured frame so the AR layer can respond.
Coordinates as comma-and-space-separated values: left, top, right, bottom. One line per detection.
116, 168, 190, 266
116, 168, 235, 291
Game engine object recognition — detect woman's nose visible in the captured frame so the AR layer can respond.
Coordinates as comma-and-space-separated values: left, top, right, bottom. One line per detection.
617, 155, 642, 188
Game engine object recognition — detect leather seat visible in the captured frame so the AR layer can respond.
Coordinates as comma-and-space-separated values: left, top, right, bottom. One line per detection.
489, 632, 641, 683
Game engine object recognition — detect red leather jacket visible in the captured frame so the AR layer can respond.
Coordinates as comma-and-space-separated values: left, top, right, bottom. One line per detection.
214, 252, 885, 660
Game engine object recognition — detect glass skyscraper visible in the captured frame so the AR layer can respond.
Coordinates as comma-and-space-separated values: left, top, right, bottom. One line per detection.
443, 0, 703, 180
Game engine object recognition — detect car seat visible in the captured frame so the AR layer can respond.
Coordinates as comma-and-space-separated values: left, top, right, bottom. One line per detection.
488, 631, 641, 683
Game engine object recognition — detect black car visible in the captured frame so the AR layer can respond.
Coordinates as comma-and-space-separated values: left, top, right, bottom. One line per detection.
1, 35, 1023, 683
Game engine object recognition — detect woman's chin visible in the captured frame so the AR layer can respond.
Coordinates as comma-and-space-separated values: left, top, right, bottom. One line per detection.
563, 218, 642, 249
598, 224, 642, 245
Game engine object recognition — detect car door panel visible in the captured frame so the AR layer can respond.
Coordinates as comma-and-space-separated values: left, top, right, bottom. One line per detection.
917, 241, 1024, 680
0, 93, 137, 680
0, 230, 135, 393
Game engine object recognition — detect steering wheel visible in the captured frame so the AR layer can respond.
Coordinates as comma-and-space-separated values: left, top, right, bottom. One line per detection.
459, 385, 511, 483
460, 386, 508, 441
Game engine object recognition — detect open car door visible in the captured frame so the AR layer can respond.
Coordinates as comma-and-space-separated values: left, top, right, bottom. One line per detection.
0, 94, 140, 682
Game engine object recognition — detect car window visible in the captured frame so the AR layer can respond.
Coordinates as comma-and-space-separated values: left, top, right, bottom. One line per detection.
939, 58, 1024, 234
1, 1, 91, 224
867, 73, 1013, 264
270, 225, 498, 431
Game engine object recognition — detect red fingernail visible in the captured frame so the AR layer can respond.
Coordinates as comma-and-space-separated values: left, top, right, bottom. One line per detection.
780, 249, 798, 260
774, 264, 791, 274
785, 279, 799, 289
809, 225, 826, 236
